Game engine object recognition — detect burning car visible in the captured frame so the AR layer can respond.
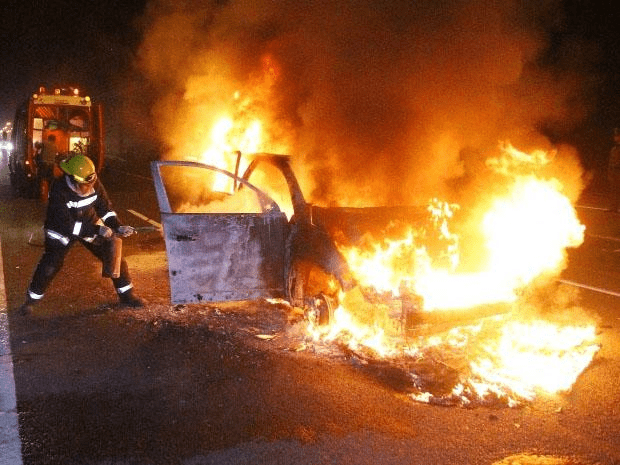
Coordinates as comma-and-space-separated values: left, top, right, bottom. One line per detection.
151, 150, 600, 406
153, 152, 506, 332
152, 154, 355, 321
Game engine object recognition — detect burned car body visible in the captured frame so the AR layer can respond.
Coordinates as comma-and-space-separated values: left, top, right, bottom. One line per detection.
152, 154, 478, 327
152, 155, 357, 314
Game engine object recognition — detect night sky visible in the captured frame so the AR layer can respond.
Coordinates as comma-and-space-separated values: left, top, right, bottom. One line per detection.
551, 0, 620, 169
2, 0, 620, 177
0, 0, 146, 146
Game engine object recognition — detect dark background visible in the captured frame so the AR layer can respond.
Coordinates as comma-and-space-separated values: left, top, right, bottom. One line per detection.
0, 0, 148, 155
554, 0, 620, 174
1, 0, 620, 176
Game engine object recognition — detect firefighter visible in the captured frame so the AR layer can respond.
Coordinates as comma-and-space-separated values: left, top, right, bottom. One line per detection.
19, 154, 144, 316
37, 134, 59, 187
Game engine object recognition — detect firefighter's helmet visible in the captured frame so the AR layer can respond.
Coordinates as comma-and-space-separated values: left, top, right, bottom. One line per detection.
59, 154, 97, 184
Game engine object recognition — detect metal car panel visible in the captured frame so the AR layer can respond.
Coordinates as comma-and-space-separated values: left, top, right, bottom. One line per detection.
161, 211, 288, 303
152, 160, 290, 304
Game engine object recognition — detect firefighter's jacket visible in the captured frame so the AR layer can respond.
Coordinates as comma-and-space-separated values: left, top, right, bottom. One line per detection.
44, 175, 121, 246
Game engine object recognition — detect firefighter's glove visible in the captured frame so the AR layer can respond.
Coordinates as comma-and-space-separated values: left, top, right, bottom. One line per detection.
116, 225, 136, 237
98, 225, 113, 238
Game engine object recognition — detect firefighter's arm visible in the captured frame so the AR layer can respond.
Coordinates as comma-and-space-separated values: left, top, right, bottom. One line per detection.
94, 182, 134, 236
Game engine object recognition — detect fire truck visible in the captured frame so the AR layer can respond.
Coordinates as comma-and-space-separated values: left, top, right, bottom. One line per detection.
9, 85, 105, 199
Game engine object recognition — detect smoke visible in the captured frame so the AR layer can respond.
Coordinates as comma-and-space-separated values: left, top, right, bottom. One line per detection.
133, 0, 592, 207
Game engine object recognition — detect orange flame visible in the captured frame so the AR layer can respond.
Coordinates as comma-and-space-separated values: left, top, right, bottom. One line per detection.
188, 54, 287, 194
469, 320, 599, 400
198, 110, 262, 192
306, 143, 598, 405
340, 173, 584, 311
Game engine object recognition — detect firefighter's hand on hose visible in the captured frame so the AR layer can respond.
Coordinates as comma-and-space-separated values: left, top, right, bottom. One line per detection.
98, 225, 113, 238
116, 225, 136, 237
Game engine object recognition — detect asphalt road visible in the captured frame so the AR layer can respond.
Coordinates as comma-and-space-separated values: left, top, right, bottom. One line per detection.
1, 158, 620, 465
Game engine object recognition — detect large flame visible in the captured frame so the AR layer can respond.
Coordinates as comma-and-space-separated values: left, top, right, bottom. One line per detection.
340, 174, 584, 311
468, 320, 599, 400
168, 54, 293, 214
173, 80, 597, 405
200, 113, 262, 192
306, 143, 598, 406
197, 55, 290, 186
418, 175, 584, 310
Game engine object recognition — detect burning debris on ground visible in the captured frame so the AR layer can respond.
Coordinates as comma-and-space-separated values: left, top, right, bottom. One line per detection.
298, 299, 599, 408
158, 301, 598, 409
111, 278, 600, 410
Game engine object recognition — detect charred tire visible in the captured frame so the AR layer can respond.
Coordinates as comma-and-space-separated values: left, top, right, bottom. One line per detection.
286, 260, 310, 308
312, 292, 335, 326
286, 261, 339, 326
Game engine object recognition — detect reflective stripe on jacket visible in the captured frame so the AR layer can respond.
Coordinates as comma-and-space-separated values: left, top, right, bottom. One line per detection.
43, 175, 121, 241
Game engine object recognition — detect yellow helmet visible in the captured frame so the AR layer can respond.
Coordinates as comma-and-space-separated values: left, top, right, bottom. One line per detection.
59, 154, 97, 184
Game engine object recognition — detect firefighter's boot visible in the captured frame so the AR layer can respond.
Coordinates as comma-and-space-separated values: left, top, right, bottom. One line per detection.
118, 289, 145, 308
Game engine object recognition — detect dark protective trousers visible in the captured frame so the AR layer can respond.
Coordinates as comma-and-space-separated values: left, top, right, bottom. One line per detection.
28, 235, 132, 298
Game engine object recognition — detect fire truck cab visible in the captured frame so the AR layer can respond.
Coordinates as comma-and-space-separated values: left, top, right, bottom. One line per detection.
9, 85, 104, 199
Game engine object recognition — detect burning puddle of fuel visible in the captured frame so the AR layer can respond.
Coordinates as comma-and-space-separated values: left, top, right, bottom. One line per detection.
277, 297, 601, 409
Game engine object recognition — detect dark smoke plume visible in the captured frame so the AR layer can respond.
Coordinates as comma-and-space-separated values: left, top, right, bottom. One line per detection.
133, 0, 593, 207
